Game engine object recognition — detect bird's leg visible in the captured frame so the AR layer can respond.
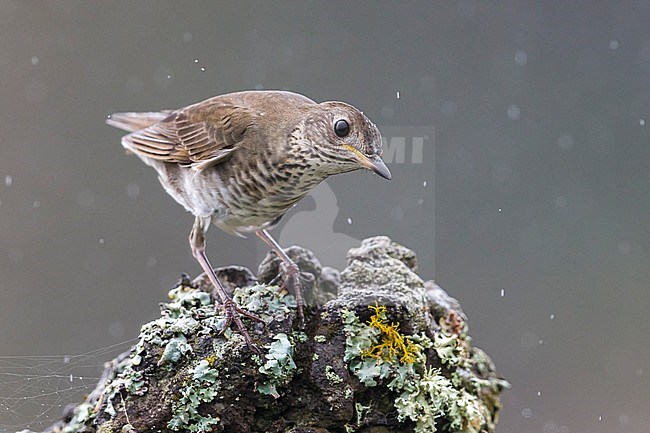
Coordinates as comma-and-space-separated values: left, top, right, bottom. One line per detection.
256, 229, 305, 328
190, 217, 262, 350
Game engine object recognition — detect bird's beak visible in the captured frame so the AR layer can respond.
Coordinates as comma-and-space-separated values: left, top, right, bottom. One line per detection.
365, 155, 392, 180
343, 145, 392, 180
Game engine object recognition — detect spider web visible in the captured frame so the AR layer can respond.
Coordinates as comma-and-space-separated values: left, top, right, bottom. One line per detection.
0, 339, 137, 433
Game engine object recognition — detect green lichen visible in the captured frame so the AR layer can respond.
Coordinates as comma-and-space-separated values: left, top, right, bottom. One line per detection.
313, 334, 327, 343
342, 308, 426, 388
158, 334, 193, 366
103, 360, 146, 417
61, 402, 93, 433
433, 332, 465, 367
324, 365, 344, 385
233, 283, 296, 323
395, 367, 486, 433
342, 307, 492, 433
168, 359, 221, 432
257, 333, 297, 398
291, 331, 308, 343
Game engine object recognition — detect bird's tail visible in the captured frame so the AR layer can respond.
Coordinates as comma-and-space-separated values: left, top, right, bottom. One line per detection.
105, 111, 172, 132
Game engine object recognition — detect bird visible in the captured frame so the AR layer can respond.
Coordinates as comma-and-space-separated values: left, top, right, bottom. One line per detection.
106, 90, 391, 347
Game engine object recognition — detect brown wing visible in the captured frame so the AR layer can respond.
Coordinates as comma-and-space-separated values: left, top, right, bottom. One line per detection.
121, 102, 257, 171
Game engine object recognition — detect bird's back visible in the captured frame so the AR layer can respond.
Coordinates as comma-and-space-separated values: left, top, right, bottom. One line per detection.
106, 91, 322, 235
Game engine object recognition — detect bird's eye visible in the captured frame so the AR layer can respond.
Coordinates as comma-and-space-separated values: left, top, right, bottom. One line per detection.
334, 119, 350, 138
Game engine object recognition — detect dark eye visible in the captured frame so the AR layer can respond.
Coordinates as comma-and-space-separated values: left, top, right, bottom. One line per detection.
334, 119, 350, 138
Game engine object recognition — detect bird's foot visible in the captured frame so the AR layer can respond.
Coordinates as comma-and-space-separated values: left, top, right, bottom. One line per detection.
280, 262, 305, 329
217, 299, 265, 354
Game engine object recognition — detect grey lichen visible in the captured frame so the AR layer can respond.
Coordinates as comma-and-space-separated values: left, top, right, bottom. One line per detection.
32, 236, 508, 433
167, 359, 221, 432
257, 333, 297, 398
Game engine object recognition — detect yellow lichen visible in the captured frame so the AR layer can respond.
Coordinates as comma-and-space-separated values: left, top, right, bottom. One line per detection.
361, 304, 419, 364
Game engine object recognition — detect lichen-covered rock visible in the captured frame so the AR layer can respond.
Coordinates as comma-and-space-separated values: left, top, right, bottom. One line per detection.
28, 236, 508, 433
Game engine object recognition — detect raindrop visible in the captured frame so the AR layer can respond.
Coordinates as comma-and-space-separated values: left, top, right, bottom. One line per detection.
9, 248, 25, 263
69, 374, 73, 382
441, 101, 458, 116
108, 321, 125, 338
99, 238, 105, 244
154, 66, 174, 88
514, 32, 525, 45
507, 105, 520, 120
77, 190, 95, 209
31, 55, 39, 65
396, 91, 400, 99
63, 356, 70, 364
514, 50, 527, 66
347, 217, 352, 225
126, 76, 144, 94
126, 182, 140, 199
538, 339, 543, 345
380, 105, 394, 119
498, 208, 502, 212
5, 175, 13, 186
423, 180, 427, 187
640, 119, 646, 126
9, 247, 24, 263
522, 408, 533, 418
500, 288, 505, 297
417, 198, 424, 205
194, 58, 199, 63
390, 206, 404, 220
200, 67, 206, 72
537, 390, 541, 397
420, 74, 435, 90
33, 201, 40, 208
550, 313, 555, 320
609, 40, 619, 50
617, 241, 631, 255
558, 134, 574, 151
598, 416, 602, 421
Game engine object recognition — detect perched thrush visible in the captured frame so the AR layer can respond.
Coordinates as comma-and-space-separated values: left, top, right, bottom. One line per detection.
106, 90, 391, 347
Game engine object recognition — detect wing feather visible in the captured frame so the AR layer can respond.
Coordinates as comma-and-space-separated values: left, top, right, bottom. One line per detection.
119, 102, 256, 170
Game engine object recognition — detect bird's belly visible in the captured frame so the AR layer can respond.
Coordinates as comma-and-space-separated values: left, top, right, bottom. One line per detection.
147, 159, 318, 235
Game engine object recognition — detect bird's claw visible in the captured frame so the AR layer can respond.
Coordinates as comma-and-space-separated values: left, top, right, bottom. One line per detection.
217, 299, 265, 354
279, 262, 305, 329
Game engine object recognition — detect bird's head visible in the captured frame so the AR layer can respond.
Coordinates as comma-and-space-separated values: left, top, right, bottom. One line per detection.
301, 101, 392, 180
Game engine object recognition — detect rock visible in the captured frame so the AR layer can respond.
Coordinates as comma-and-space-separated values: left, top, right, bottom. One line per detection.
30, 236, 508, 433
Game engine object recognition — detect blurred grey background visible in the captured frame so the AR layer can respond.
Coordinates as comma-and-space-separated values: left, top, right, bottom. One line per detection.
1, 1, 649, 432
